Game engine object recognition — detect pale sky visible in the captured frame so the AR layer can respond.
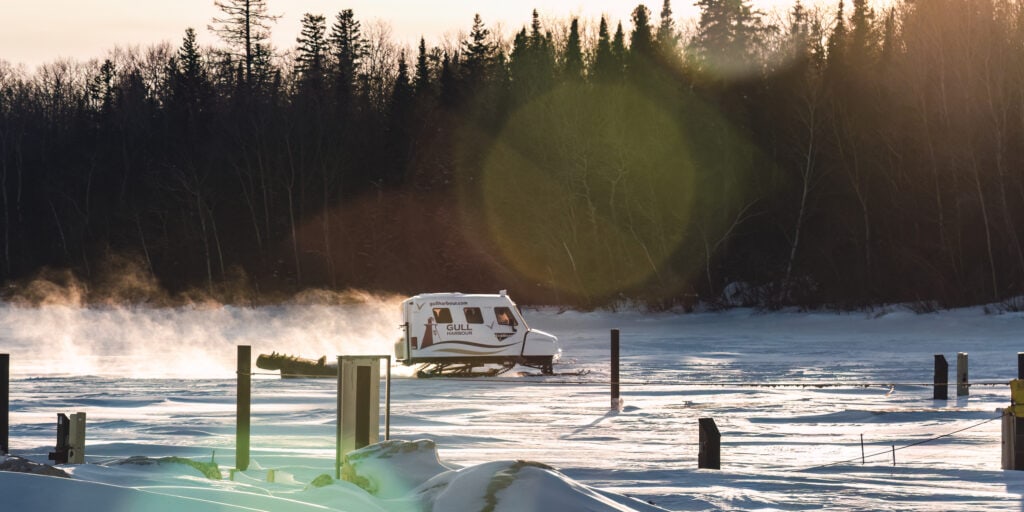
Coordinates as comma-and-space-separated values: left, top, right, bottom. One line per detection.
2, 0, 836, 70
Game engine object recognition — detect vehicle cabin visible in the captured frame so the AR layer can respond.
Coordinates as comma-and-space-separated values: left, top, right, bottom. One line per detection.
395, 290, 559, 375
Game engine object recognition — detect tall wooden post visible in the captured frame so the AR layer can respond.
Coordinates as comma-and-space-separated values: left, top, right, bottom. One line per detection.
956, 352, 969, 397
1018, 352, 1024, 380
236, 345, 251, 471
336, 355, 343, 479
1003, 380, 1024, 470
698, 418, 721, 469
336, 355, 384, 479
385, 355, 391, 441
933, 354, 948, 400
1, 354, 8, 455
611, 329, 621, 410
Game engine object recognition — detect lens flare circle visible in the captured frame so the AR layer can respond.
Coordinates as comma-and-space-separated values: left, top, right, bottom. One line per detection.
479, 83, 696, 301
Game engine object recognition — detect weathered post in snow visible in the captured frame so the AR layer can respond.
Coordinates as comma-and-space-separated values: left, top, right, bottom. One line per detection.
336, 355, 391, 480
1, 354, 8, 455
1002, 380, 1024, 470
933, 354, 948, 400
67, 412, 86, 464
611, 329, 622, 410
698, 418, 721, 470
47, 412, 85, 464
237, 345, 251, 471
957, 352, 969, 397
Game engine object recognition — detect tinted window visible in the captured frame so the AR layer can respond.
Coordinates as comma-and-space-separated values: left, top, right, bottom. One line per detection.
464, 307, 484, 324
432, 308, 453, 323
494, 307, 517, 326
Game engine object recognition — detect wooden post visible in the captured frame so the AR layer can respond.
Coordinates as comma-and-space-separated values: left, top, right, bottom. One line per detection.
933, 354, 948, 400
236, 345, 251, 471
336, 355, 343, 480
1, 354, 8, 455
1018, 353, 1024, 380
698, 417, 721, 469
385, 355, 391, 441
1006, 380, 1024, 470
956, 352, 969, 397
611, 329, 621, 410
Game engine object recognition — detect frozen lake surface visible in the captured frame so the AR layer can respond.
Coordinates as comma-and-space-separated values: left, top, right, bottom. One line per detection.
3, 303, 1024, 510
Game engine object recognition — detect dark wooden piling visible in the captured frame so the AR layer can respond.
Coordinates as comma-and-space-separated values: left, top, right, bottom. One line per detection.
933, 354, 948, 400
385, 355, 391, 441
698, 418, 721, 470
1018, 353, 1024, 380
611, 329, 621, 410
1, 354, 8, 455
335, 355, 343, 480
236, 345, 251, 471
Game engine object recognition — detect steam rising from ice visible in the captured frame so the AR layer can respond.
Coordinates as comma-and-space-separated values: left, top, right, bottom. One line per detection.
0, 291, 405, 379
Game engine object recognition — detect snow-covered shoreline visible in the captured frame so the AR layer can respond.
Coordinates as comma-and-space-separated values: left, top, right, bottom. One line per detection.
3, 304, 1024, 510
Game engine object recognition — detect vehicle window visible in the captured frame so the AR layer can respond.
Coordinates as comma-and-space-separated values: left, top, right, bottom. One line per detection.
464, 307, 484, 324
494, 307, 517, 326
432, 308, 452, 323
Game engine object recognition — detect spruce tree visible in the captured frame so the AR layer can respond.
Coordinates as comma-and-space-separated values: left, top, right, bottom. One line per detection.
209, 0, 278, 88
692, 0, 772, 77
612, 22, 627, 79
591, 16, 616, 82
656, 0, 681, 67
330, 9, 365, 108
462, 14, 495, 86
628, 5, 656, 82
295, 14, 328, 95
563, 18, 584, 81
414, 37, 432, 96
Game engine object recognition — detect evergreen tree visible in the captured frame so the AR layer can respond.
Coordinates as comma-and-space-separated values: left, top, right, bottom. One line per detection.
461, 14, 496, 86
386, 51, 414, 183
692, 0, 772, 78
848, 0, 877, 74
628, 5, 656, 81
612, 22, 627, 78
414, 37, 432, 96
329, 9, 365, 108
563, 18, 584, 81
209, 0, 278, 88
295, 14, 328, 95
591, 16, 617, 82
168, 28, 213, 119
439, 51, 459, 107
656, 0, 681, 67
89, 59, 116, 117
510, 10, 556, 98
391, 51, 414, 116
826, 0, 848, 74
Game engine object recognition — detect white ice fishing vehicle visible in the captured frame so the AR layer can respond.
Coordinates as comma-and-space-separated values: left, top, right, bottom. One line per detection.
394, 290, 560, 376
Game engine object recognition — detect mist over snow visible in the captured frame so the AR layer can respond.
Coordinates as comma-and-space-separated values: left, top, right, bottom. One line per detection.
3, 302, 1024, 510
0, 292, 403, 378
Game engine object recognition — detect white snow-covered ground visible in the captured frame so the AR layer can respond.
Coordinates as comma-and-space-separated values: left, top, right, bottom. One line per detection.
3, 302, 1024, 510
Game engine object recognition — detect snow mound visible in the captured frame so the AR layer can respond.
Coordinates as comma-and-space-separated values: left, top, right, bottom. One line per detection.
342, 438, 454, 498
344, 440, 666, 511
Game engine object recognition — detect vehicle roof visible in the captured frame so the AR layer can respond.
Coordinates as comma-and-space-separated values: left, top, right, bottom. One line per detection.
404, 292, 515, 304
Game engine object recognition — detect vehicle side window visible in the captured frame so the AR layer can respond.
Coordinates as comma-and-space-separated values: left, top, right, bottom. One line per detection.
464, 307, 484, 324
494, 307, 517, 326
432, 308, 453, 323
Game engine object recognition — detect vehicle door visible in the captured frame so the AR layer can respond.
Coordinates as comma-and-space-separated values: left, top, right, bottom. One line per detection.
491, 305, 523, 345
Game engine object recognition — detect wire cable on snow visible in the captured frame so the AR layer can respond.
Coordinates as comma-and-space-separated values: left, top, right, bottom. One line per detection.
799, 414, 1002, 472
408, 376, 1011, 389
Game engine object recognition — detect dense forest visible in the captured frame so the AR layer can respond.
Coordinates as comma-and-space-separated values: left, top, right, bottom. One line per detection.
1, 0, 1023, 310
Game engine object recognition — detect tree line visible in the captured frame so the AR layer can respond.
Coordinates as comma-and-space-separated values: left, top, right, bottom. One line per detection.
1, 0, 1023, 310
